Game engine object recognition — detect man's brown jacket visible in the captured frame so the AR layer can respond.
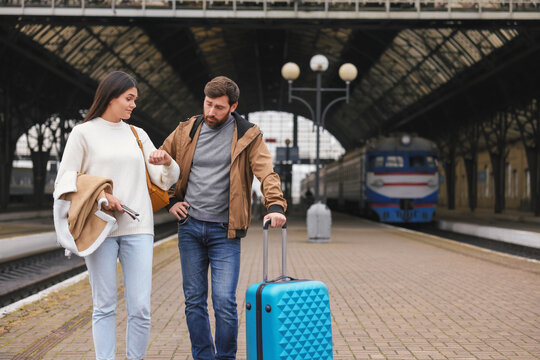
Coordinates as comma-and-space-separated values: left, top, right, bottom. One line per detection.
161, 112, 286, 238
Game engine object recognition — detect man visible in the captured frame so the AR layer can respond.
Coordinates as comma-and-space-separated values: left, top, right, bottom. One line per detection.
161, 76, 287, 360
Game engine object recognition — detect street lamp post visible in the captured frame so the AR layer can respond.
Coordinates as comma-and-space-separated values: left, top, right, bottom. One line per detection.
282, 55, 357, 242
284, 138, 291, 206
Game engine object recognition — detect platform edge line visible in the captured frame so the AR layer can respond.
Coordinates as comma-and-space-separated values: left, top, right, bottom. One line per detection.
0, 233, 178, 318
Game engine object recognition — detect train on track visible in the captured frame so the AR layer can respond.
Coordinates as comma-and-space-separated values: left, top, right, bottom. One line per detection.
301, 134, 439, 223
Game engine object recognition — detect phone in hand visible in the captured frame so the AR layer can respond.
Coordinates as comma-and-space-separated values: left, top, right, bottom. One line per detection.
121, 205, 140, 222
178, 205, 189, 224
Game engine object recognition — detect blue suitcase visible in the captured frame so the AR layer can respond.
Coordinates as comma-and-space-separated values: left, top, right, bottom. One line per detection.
245, 221, 333, 360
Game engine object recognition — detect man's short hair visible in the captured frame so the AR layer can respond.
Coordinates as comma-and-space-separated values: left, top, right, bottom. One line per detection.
204, 76, 240, 105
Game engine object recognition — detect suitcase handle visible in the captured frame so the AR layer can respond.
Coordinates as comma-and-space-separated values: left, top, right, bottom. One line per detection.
263, 219, 287, 283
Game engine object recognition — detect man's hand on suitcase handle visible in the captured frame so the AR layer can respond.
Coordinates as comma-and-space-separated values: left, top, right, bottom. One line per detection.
263, 213, 287, 229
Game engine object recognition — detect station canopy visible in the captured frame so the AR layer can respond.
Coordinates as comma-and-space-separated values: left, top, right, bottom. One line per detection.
3, 20, 533, 149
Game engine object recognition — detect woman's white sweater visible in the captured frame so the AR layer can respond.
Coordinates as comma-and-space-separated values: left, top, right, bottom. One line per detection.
55, 117, 180, 237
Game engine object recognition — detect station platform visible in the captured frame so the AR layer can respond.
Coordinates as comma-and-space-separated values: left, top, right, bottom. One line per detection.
1, 213, 539, 360
0, 210, 172, 263
434, 208, 540, 249
0, 210, 53, 239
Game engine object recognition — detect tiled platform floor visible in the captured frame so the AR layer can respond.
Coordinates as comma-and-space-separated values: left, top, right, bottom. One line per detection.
1, 214, 539, 359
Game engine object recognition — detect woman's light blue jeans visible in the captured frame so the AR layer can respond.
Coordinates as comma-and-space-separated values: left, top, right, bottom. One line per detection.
178, 217, 241, 360
84, 234, 154, 360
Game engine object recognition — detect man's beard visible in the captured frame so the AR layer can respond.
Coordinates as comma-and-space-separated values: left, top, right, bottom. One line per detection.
204, 111, 230, 128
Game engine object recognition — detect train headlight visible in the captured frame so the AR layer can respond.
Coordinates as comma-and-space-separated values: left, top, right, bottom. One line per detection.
427, 179, 438, 188
371, 179, 384, 188
400, 134, 411, 146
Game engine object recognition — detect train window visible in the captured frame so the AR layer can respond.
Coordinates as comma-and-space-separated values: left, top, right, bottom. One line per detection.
426, 156, 436, 168
385, 156, 404, 167
410, 155, 426, 168
368, 156, 384, 170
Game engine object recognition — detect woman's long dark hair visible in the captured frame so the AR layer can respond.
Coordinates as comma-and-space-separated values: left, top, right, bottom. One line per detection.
84, 71, 138, 122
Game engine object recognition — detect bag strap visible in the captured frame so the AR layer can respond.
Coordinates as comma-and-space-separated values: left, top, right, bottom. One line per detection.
129, 125, 153, 191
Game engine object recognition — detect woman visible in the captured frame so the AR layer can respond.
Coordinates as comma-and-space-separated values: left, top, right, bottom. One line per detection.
55, 71, 179, 360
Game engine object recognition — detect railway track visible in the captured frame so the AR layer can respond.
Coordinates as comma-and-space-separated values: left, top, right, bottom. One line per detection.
399, 222, 540, 261
0, 221, 178, 308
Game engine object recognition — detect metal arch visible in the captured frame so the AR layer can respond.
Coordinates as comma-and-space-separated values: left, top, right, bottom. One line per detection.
350, 88, 389, 128
353, 85, 389, 123
423, 28, 508, 84
383, 38, 420, 75
365, 66, 399, 96
322, 30, 394, 129
404, 48, 452, 94
192, 27, 238, 82
64, 29, 100, 65
360, 30, 455, 133
75, 26, 132, 73
362, 34, 434, 111
115, 30, 154, 66
414, 30, 453, 77
37, 24, 68, 49
378, 42, 435, 96
477, 28, 513, 58
372, 55, 408, 87
442, 31, 483, 69
400, 29, 454, 90
53, 26, 84, 54
341, 42, 382, 71
474, 29, 503, 57
448, 29, 516, 98
100, 26, 194, 115
155, 39, 207, 74
216, 29, 264, 112
79, 25, 185, 118
19, 24, 44, 40
407, 29, 456, 81
450, 31, 483, 65
324, 119, 355, 151
31, 24, 62, 45
358, 28, 461, 126
387, 35, 540, 134
2, 23, 174, 140
0, 29, 94, 97
461, 30, 492, 60
359, 102, 388, 132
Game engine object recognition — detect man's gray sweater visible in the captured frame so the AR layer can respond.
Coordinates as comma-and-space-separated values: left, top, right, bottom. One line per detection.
184, 116, 235, 223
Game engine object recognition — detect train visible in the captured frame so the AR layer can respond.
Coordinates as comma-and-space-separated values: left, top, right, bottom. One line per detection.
301, 134, 439, 223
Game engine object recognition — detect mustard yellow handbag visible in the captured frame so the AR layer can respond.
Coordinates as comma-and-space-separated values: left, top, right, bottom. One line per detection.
130, 125, 170, 212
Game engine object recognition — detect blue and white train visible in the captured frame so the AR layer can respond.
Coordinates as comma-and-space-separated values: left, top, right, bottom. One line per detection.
301, 134, 439, 223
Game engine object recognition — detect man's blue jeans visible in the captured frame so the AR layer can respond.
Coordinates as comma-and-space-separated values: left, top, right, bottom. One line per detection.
177, 216, 241, 360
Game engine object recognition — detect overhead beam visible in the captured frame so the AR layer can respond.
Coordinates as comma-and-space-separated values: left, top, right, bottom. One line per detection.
2, 7, 540, 21
381, 31, 540, 137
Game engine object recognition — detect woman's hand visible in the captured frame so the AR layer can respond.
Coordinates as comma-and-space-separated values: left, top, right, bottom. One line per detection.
149, 150, 173, 166
103, 192, 124, 212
